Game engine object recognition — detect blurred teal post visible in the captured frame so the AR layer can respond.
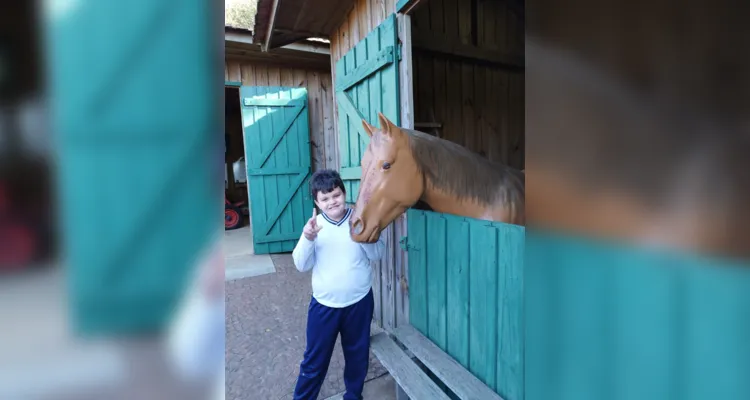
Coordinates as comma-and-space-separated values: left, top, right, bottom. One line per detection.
43, 0, 225, 336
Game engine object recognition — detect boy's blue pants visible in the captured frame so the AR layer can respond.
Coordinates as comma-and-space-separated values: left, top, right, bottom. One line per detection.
293, 289, 374, 400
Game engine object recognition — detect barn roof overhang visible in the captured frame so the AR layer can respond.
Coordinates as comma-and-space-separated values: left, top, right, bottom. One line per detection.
252, 0, 356, 51
225, 26, 331, 71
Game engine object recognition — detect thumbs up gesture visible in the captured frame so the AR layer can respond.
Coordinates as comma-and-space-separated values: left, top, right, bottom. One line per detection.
303, 208, 323, 241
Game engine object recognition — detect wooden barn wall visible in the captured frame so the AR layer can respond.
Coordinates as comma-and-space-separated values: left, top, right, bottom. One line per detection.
328, 0, 405, 333
225, 58, 336, 172
411, 0, 525, 170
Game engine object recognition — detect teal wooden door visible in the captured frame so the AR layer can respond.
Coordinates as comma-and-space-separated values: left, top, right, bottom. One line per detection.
335, 14, 400, 203
406, 209, 525, 400
240, 86, 313, 254
47, 1, 220, 335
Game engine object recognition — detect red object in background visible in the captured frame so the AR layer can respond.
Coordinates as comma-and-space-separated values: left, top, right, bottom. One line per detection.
225, 197, 244, 230
0, 182, 45, 271
0, 223, 35, 270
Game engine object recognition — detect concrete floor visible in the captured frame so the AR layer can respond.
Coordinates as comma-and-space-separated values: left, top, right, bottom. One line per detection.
224, 225, 276, 281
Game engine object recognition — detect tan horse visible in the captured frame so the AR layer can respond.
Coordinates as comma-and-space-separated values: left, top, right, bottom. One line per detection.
349, 112, 525, 243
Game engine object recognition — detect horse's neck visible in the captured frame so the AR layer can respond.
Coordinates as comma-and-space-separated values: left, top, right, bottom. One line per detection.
419, 180, 488, 220
419, 176, 522, 223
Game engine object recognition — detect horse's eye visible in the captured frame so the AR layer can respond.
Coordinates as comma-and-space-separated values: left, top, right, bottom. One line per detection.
382, 162, 391, 170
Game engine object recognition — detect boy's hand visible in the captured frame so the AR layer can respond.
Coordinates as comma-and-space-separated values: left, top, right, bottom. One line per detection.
303, 208, 323, 241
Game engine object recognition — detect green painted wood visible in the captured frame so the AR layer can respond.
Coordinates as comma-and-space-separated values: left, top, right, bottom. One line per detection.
335, 13, 400, 203
426, 212, 448, 351
226, 81, 242, 87
244, 98, 306, 107
240, 86, 313, 254
407, 209, 525, 399
446, 217, 470, 369
469, 223, 498, 390
525, 231, 750, 400
48, 0, 219, 336
335, 46, 396, 92
407, 210, 428, 334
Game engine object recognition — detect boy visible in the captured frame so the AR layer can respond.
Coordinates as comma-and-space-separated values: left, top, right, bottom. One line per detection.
291, 169, 385, 400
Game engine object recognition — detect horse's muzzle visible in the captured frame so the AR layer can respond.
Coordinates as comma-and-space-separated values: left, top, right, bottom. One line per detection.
350, 217, 365, 236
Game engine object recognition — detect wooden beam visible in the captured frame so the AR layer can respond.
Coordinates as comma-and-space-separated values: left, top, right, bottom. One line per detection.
281, 42, 330, 55
411, 28, 525, 69
263, 0, 280, 52
335, 46, 395, 92
225, 31, 254, 45
224, 55, 330, 73
398, 14, 414, 130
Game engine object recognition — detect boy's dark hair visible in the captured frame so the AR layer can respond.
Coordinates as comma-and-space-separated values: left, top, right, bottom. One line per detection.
310, 169, 346, 200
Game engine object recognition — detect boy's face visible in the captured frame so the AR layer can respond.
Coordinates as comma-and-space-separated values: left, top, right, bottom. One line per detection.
315, 187, 346, 220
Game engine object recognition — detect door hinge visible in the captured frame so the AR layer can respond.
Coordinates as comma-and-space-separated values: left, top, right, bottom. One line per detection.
397, 44, 403, 61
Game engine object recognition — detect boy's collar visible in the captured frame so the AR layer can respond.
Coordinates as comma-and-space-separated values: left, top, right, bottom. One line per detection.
321, 207, 352, 226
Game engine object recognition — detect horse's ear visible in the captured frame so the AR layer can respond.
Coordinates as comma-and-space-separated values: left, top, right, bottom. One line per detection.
378, 112, 396, 138
361, 119, 375, 137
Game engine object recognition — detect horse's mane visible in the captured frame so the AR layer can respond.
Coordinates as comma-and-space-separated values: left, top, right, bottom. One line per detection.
403, 128, 525, 208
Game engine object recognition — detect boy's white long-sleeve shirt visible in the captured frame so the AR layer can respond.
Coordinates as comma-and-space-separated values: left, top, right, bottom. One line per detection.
292, 208, 386, 308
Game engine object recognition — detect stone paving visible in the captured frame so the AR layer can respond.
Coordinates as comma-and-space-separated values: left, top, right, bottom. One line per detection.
225, 254, 387, 400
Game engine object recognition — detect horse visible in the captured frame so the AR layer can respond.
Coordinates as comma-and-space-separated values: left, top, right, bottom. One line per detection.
348, 112, 525, 244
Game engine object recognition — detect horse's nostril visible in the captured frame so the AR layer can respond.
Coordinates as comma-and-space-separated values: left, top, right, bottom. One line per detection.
351, 218, 365, 235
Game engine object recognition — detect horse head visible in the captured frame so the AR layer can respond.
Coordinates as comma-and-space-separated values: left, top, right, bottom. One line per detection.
349, 113, 424, 243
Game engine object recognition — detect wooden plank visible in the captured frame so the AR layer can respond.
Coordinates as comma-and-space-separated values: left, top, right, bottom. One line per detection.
495, 223, 524, 400
433, 57, 447, 140
446, 60, 463, 147
353, 37, 369, 198
395, 323, 503, 400
247, 167, 309, 176
370, 333, 451, 400
461, 63, 477, 154
457, 0, 472, 45
394, 213, 410, 329
445, 216, 469, 367
396, 13, 414, 332
243, 98, 306, 107
266, 82, 284, 254
382, 224, 397, 332
426, 212, 447, 350
228, 62, 242, 82
407, 210, 428, 334
358, 0, 370, 37
398, 14, 415, 130
321, 74, 336, 169
468, 223, 498, 390
255, 170, 310, 237
344, 49, 359, 199
251, 104, 306, 169
412, 28, 524, 69
307, 71, 324, 171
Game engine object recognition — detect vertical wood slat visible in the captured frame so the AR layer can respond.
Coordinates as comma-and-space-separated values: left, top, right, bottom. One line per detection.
407, 209, 524, 399
396, 13, 414, 330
